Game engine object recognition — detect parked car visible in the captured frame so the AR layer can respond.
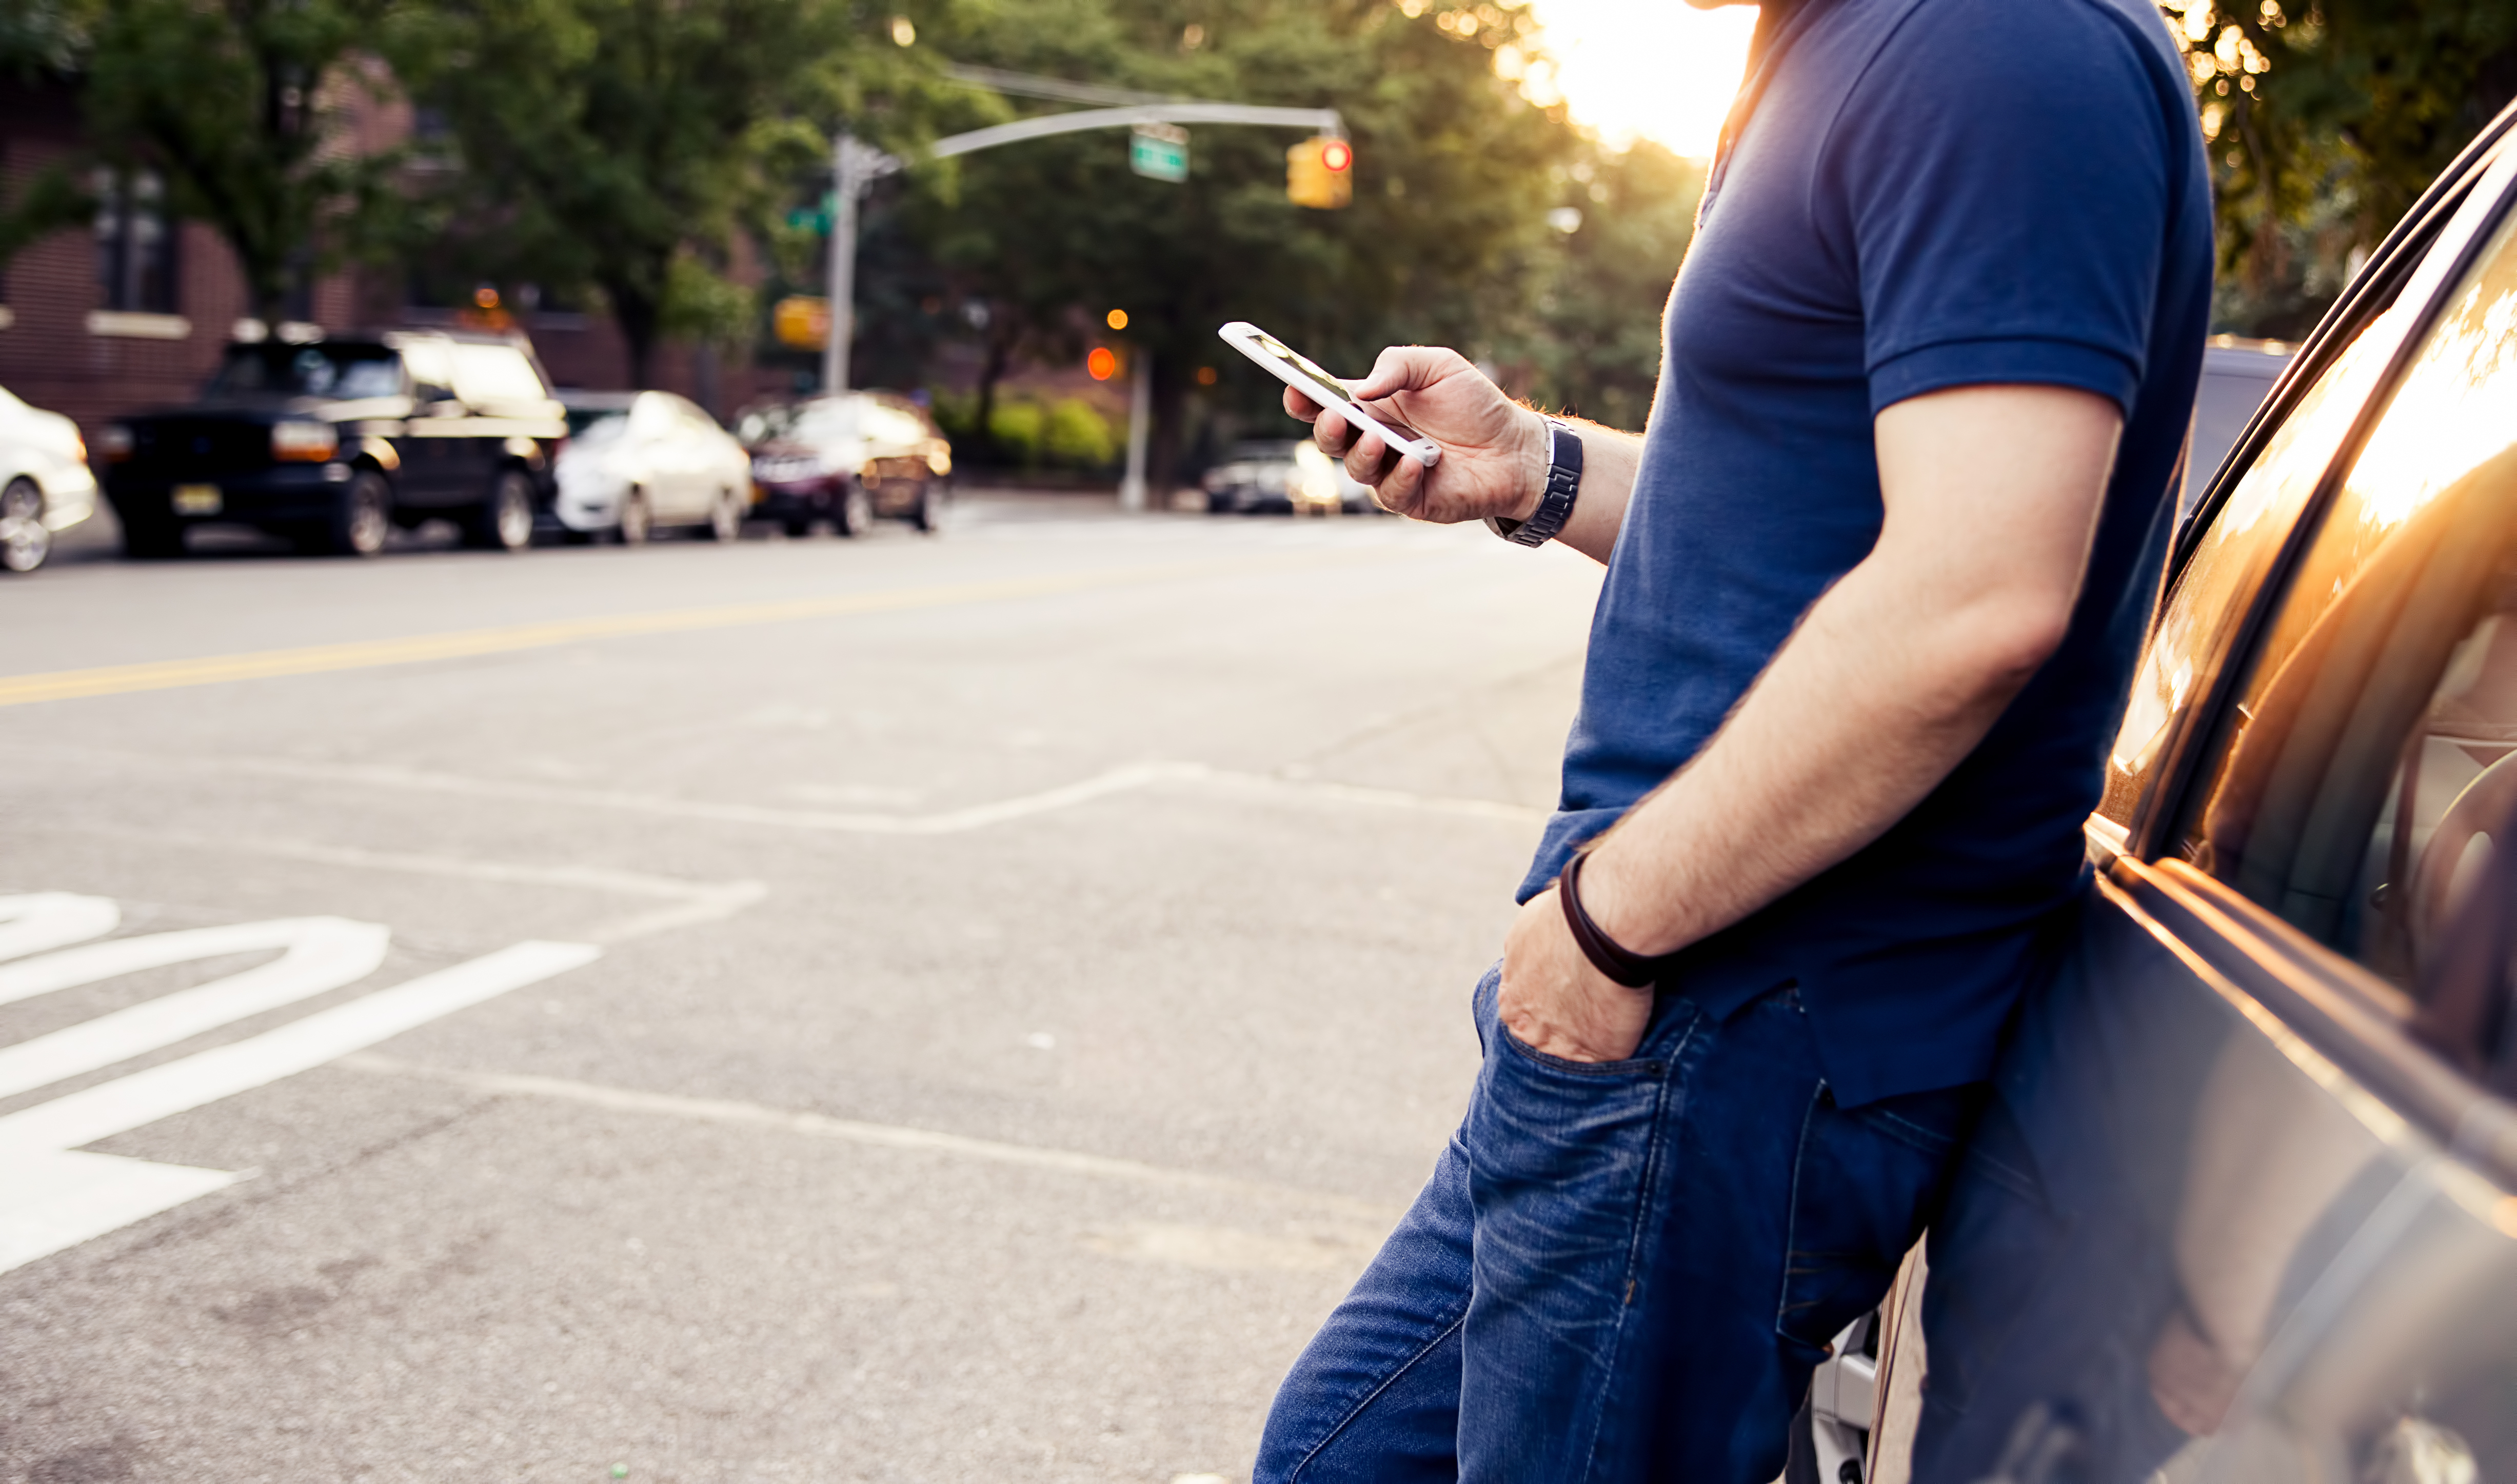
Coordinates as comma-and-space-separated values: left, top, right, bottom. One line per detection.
0, 382, 97, 572
2184, 335, 2295, 522
737, 392, 950, 537
1817, 104, 2517, 1484
553, 390, 752, 544
1202, 437, 1378, 515
99, 330, 565, 558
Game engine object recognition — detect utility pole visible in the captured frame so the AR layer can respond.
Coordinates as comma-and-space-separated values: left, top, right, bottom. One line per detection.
1119, 352, 1153, 512
823, 134, 899, 395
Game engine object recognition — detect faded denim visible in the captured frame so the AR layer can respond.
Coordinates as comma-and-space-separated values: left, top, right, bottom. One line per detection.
1257, 965, 1983, 1483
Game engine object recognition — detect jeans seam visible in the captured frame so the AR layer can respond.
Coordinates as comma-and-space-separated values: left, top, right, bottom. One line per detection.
1774, 1080, 1829, 1345
1861, 1106, 1959, 1158
1283, 1307, 1470, 1484
1565, 1010, 1699, 1484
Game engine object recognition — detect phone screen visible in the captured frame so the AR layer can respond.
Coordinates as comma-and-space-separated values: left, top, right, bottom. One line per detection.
1245, 330, 1360, 408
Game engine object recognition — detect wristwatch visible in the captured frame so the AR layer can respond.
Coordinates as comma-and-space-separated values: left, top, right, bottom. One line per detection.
1484, 417, 1582, 547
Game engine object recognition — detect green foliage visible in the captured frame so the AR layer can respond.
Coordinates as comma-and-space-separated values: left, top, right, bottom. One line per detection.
395, 0, 949, 385
61, 0, 423, 325
1502, 138, 1702, 432
0, 165, 92, 279
2169, 0, 2517, 335
1043, 396, 1117, 465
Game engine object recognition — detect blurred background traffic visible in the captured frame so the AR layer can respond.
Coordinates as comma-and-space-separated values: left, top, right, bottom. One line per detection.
3, 0, 2492, 567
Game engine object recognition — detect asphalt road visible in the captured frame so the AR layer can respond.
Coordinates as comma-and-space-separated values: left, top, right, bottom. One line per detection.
0, 493, 1604, 1484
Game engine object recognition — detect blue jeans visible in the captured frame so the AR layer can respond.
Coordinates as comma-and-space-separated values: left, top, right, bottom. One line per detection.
1258, 966, 1984, 1483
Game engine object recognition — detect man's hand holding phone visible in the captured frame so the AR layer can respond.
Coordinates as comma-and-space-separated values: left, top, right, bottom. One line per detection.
1286, 347, 1552, 527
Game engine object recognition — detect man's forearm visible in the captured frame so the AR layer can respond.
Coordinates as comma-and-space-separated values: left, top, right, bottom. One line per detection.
1569, 385, 2119, 959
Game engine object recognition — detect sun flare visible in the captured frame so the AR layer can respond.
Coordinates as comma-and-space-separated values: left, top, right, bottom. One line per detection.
1518, 0, 1759, 160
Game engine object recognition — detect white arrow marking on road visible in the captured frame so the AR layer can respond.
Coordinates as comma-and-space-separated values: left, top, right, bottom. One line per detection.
0, 893, 121, 963
0, 918, 390, 1100
0, 939, 600, 1275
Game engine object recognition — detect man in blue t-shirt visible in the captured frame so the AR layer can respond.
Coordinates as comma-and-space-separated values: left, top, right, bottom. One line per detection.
1253, 0, 2213, 1479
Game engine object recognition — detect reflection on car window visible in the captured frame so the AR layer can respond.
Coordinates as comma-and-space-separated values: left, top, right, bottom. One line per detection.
449, 343, 547, 406
2176, 204, 2517, 1024
209, 345, 403, 400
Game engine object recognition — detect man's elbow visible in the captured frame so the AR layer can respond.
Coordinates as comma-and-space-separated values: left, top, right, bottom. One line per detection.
1945, 590, 2075, 700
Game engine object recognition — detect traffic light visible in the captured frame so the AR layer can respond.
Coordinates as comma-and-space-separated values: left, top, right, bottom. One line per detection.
1287, 135, 1353, 209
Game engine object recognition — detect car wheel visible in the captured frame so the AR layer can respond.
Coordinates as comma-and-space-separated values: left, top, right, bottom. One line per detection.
617, 488, 652, 546
319, 469, 392, 557
781, 516, 815, 538
120, 512, 184, 559
706, 487, 745, 542
834, 478, 875, 538
909, 479, 943, 534
0, 477, 51, 573
464, 468, 537, 551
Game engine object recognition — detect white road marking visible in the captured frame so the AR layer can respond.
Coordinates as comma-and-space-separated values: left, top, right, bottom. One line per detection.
0, 937, 598, 1275
0, 916, 375, 1011
70, 832, 767, 946
0, 917, 389, 1099
40, 746, 1549, 835
0, 893, 121, 963
0, 940, 598, 1160
340, 1052, 1398, 1224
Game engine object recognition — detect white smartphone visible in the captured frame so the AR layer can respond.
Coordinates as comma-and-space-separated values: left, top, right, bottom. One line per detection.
1217, 321, 1442, 468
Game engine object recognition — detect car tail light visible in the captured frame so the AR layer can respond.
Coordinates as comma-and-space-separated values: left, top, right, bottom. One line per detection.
100, 425, 133, 463
70, 429, 88, 466
271, 421, 340, 462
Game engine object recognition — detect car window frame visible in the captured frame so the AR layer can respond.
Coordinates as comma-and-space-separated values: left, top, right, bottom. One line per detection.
2127, 136, 2517, 861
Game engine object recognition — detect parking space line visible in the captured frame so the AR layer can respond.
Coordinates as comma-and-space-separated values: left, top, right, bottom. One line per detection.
341, 1052, 1401, 1224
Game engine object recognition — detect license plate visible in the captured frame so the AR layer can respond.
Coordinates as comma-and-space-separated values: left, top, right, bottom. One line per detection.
171, 484, 222, 515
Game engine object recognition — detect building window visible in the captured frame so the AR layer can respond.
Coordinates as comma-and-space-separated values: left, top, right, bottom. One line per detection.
94, 169, 178, 314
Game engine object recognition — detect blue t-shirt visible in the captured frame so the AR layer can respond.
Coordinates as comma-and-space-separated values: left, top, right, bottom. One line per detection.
1522, 0, 2214, 1105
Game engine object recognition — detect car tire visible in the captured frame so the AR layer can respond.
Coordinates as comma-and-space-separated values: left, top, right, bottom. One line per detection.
0, 477, 51, 573
120, 512, 185, 560
617, 488, 652, 546
834, 478, 875, 538
464, 468, 537, 551
318, 469, 393, 557
705, 487, 745, 542
781, 516, 814, 538
909, 480, 943, 534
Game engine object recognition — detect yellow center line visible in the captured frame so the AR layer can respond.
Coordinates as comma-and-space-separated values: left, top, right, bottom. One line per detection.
0, 555, 1304, 709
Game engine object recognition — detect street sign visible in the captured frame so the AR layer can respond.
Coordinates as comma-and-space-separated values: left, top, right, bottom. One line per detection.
1130, 123, 1190, 183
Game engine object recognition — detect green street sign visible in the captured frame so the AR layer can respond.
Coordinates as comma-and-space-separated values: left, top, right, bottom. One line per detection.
1130, 124, 1189, 184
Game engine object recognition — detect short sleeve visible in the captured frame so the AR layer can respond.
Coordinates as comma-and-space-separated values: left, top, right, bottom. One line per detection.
1821, 0, 2175, 416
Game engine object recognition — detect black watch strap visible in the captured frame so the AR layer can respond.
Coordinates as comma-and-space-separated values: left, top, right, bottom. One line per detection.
1485, 418, 1582, 547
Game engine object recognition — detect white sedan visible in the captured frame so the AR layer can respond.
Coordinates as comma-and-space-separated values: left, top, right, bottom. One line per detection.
553, 391, 754, 544
0, 384, 97, 572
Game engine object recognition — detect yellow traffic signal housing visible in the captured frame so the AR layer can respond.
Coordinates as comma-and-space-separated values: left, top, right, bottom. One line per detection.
1287, 136, 1354, 209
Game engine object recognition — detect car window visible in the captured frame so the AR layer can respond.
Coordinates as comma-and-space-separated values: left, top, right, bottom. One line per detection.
208, 345, 404, 400
2173, 200, 2517, 1005
449, 343, 548, 407
398, 338, 454, 394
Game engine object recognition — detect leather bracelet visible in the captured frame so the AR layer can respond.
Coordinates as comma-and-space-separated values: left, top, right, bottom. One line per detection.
1557, 849, 1666, 989
1485, 417, 1582, 547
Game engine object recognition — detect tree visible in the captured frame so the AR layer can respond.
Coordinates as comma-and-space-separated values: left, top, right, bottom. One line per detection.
892, 0, 1572, 494
2170, 0, 2517, 335
1502, 138, 1703, 432
401, 0, 942, 387
65, 0, 417, 330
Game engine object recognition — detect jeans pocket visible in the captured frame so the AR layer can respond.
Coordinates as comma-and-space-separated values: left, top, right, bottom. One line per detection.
1776, 1082, 1984, 1353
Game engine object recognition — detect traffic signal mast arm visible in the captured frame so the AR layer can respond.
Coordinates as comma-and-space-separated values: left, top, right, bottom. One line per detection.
928, 103, 1344, 161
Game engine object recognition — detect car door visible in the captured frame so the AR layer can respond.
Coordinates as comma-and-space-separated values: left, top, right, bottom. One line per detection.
1877, 124, 2517, 1484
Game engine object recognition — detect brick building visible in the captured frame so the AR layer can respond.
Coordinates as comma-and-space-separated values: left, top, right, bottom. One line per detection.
0, 73, 778, 442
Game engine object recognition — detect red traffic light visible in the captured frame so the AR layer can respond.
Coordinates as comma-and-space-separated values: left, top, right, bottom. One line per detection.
1320, 139, 1353, 173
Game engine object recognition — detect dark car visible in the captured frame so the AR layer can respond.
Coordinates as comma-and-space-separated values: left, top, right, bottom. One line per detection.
100, 331, 565, 557
1801, 107, 2517, 1484
736, 391, 950, 537
1202, 438, 1378, 515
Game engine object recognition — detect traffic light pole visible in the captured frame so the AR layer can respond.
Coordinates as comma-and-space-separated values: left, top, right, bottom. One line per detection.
822, 76, 1345, 504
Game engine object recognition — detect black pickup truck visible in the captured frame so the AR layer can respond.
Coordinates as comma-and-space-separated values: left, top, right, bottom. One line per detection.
100, 330, 566, 557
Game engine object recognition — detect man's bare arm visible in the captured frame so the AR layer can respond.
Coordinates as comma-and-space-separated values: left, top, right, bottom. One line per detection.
1500, 383, 2124, 1061
1286, 346, 1642, 565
